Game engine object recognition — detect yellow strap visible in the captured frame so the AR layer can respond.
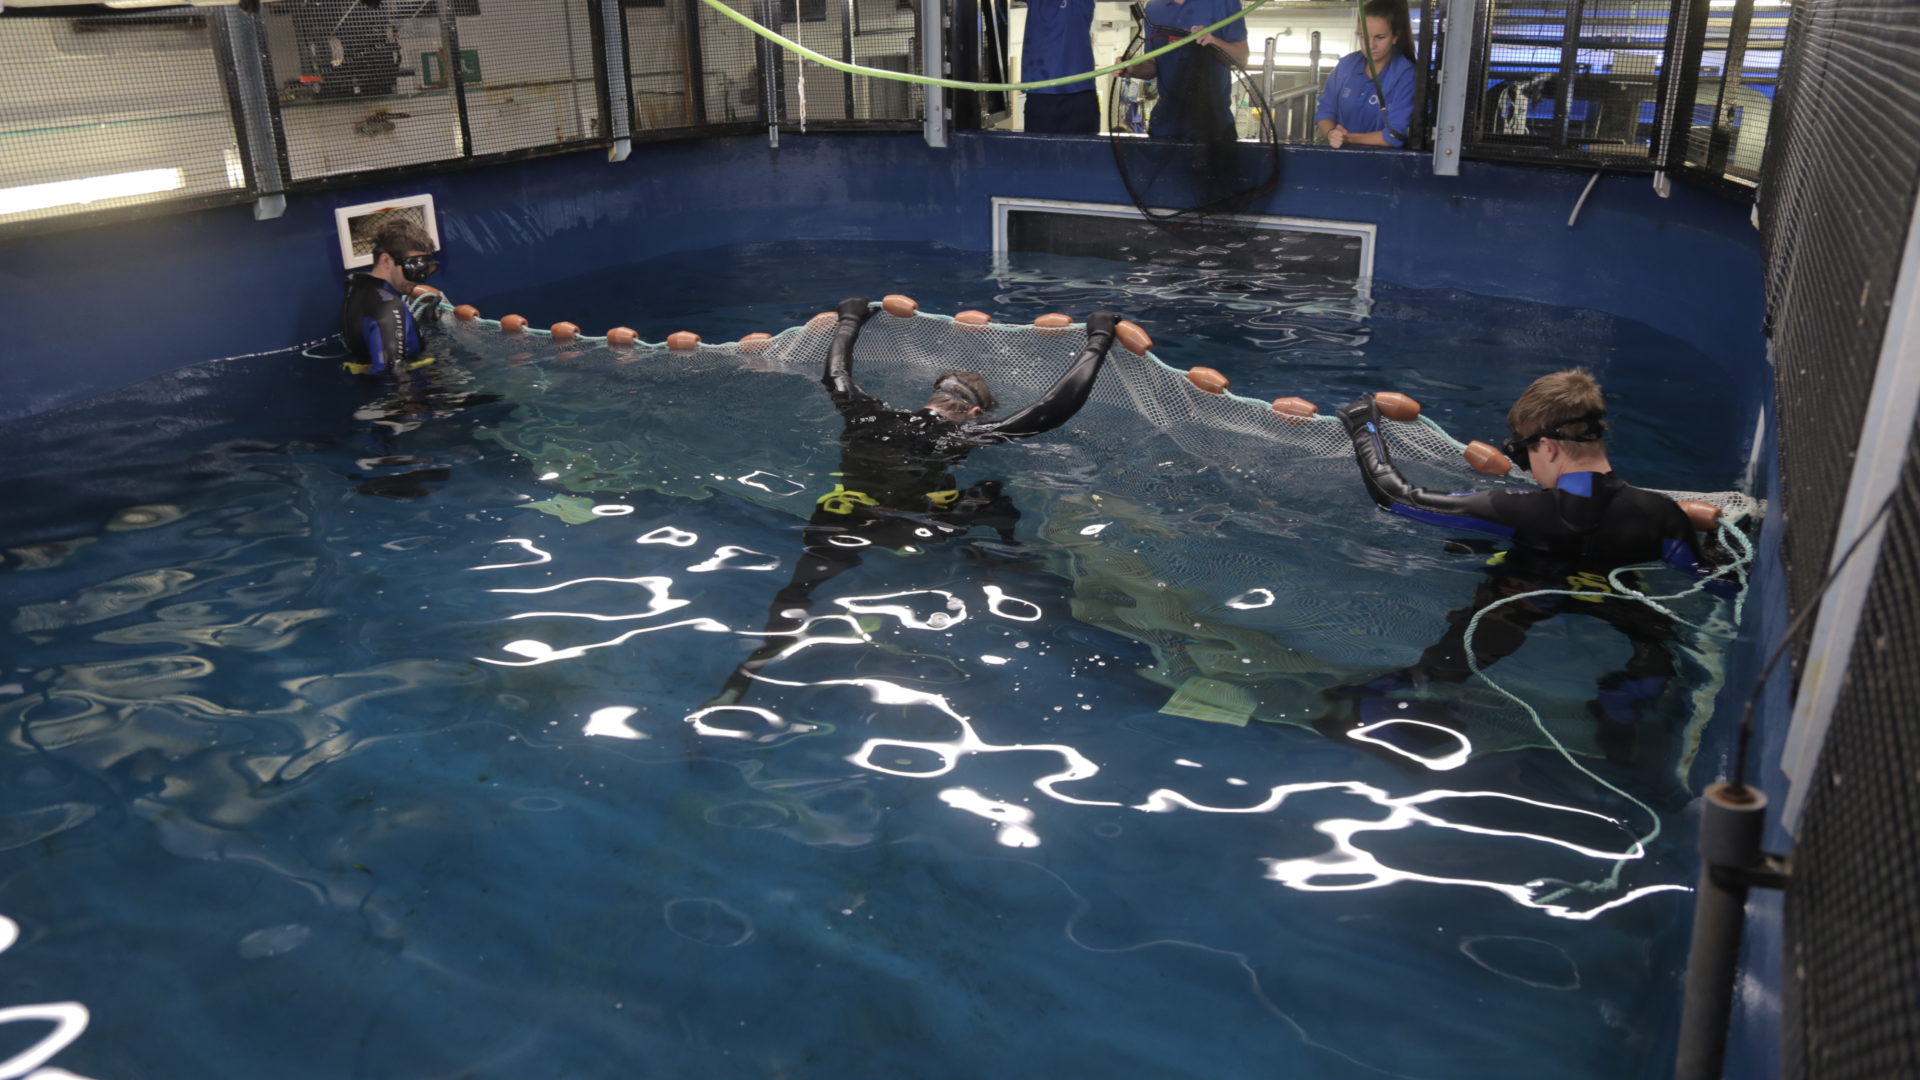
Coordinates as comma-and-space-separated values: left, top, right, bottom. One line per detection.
342, 361, 371, 375
927, 489, 960, 509
816, 484, 878, 516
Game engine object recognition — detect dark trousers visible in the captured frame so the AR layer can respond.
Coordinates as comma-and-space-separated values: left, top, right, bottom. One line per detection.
1024, 90, 1100, 134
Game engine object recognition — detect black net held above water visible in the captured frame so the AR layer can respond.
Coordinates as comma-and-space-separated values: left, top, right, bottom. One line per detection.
1108, 19, 1279, 234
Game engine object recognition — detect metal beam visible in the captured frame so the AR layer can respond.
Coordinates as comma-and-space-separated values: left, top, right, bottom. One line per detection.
921, 0, 946, 147
211, 7, 286, 218
597, 0, 633, 159
1431, 0, 1474, 175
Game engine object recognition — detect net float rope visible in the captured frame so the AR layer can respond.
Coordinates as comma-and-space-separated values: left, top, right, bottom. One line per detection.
411, 292, 1763, 525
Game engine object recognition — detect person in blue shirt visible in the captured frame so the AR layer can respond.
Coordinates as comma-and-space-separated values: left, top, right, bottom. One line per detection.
1315, 0, 1415, 148
1124, 0, 1249, 140
1021, 0, 1099, 134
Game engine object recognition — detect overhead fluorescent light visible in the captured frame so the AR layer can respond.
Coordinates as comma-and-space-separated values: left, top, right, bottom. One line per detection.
0, 167, 185, 215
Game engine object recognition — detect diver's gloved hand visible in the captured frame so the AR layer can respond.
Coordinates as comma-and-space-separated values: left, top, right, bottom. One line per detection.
1336, 393, 1379, 438
837, 296, 873, 321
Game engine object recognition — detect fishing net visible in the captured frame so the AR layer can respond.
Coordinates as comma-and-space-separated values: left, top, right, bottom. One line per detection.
1108, 8, 1281, 234
431, 298, 1760, 764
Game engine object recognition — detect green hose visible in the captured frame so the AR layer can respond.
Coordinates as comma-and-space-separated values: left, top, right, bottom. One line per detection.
690, 0, 1269, 93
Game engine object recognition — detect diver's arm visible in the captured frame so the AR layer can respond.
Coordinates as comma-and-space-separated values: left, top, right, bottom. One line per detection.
978, 312, 1120, 440
1338, 394, 1516, 538
821, 296, 877, 413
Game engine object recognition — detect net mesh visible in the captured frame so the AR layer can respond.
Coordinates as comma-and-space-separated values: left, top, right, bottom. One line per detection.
408, 297, 1759, 763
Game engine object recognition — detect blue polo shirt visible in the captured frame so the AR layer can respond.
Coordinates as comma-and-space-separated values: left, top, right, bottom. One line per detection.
1143, 0, 1247, 138
1022, 0, 1097, 95
1316, 50, 1415, 147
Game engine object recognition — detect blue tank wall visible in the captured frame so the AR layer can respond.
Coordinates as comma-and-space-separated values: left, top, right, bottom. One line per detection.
0, 132, 1761, 420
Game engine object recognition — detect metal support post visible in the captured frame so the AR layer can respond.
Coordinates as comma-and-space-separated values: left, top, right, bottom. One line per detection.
1431, 0, 1473, 175
597, 0, 633, 161
921, 0, 947, 148
1552, 0, 1586, 149
211, 8, 287, 220
1674, 783, 1790, 1080
757, 0, 783, 146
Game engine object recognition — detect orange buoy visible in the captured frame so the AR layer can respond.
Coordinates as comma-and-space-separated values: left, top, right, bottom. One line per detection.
738, 332, 774, 353
1270, 397, 1317, 421
453, 304, 479, 321
1034, 312, 1073, 332
551, 321, 580, 341
667, 331, 701, 350
882, 294, 919, 318
1678, 499, 1724, 532
409, 284, 442, 299
1374, 392, 1421, 422
605, 327, 638, 346
1114, 320, 1152, 356
1464, 440, 1514, 476
1188, 367, 1229, 394
954, 310, 992, 327
501, 314, 529, 333
805, 312, 836, 333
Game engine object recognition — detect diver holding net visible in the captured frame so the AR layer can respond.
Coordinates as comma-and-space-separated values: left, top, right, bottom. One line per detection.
1112, 0, 1280, 233
1318, 371, 1741, 766
708, 297, 1123, 706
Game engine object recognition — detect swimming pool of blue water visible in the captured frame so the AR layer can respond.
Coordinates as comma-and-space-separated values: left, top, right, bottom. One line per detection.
0, 241, 1753, 1078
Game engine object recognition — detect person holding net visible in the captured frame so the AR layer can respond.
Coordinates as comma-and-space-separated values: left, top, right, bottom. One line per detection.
706, 298, 1123, 706
1316, 0, 1415, 149
1124, 0, 1250, 140
1322, 370, 1734, 763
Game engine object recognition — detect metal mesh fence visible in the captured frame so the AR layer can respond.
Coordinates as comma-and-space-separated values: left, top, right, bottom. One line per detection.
1463, 0, 1676, 168
1760, 0, 1920, 1074
260, 0, 464, 180
459, 0, 605, 155
1671, 0, 1784, 186
0, 10, 247, 228
776, 0, 920, 127
1784, 415, 1920, 1079
1758, 0, 1920, 635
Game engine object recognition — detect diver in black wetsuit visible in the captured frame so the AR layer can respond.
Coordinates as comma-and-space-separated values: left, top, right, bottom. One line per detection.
339, 219, 442, 376
1324, 369, 1730, 762
708, 296, 1122, 705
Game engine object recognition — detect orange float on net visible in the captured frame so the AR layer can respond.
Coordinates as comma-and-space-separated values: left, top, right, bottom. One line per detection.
1374, 392, 1422, 422
1678, 499, 1724, 532
500, 314, 529, 333
738, 332, 774, 353
954, 310, 992, 328
667, 331, 701, 350
409, 284, 443, 299
1270, 397, 1317, 422
605, 327, 638, 346
551, 322, 580, 341
1033, 313, 1073, 336
1114, 320, 1152, 356
1188, 367, 1228, 394
1464, 440, 1514, 476
453, 304, 480, 321
805, 312, 836, 334
882, 295, 919, 318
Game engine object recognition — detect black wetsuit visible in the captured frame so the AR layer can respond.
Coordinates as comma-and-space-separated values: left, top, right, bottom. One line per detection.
711, 297, 1120, 704
1329, 394, 1725, 759
339, 273, 424, 375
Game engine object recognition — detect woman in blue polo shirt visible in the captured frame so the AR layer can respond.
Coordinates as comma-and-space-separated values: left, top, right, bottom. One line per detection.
1022, 0, 1099, 133
1316, 0, 1415, 148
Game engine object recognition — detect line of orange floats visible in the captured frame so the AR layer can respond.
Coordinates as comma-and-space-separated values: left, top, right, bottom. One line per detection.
417, 286, 1722, 530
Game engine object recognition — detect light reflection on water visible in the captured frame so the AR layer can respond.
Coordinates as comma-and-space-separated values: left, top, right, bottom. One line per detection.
0, 243, 1746, 1078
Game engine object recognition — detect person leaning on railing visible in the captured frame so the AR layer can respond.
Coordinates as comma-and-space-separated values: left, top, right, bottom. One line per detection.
1315, 0, 1415, 148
